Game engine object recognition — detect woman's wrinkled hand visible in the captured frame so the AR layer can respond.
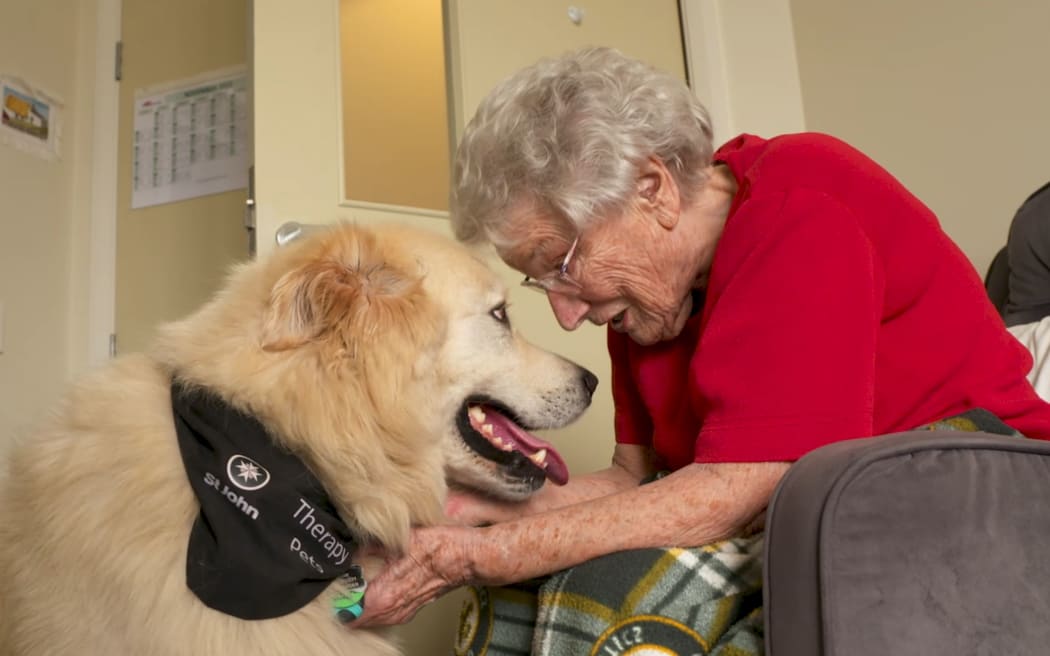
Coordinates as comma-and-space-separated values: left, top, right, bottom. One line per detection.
350, 525, 478, 628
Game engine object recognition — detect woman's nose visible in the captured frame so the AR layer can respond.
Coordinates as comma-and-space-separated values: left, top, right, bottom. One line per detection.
547, 292, 590, 331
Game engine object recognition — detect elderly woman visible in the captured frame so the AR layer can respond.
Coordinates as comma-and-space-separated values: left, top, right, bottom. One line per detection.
354, 48, 1050, 652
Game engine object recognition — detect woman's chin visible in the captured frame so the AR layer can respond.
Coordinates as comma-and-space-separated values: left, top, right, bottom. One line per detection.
625, 316, 683, 346
621, 295, 693, 345
671, 295, 694, 334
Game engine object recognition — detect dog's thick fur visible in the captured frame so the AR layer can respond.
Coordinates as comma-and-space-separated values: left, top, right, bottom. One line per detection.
0, 223, 594, 655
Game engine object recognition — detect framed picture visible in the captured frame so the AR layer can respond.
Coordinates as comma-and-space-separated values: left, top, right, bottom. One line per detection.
1, 77, 62, 159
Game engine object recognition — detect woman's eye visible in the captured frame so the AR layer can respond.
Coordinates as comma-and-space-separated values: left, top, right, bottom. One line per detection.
490, 303, 509, 325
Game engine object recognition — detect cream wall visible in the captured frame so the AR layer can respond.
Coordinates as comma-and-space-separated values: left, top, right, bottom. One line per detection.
789, 0, 1050, 276
0, 0, 101, 447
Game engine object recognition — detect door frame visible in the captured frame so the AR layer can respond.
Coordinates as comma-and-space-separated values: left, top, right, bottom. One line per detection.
84, 0, 803, 365
84, 0, 121, 371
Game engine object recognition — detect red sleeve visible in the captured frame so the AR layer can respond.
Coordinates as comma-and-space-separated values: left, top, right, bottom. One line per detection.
608, 328, 653, 446
693, 188, 884, 462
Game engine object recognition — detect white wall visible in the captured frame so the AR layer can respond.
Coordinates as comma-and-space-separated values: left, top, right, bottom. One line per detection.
0, 0, 102, 446
686, 0, 1050, 277
682, 0, 806, 146
789, 0, 1050, 277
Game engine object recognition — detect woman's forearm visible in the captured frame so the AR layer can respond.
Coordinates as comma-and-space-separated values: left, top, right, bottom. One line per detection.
522, 442, 654, 512
448, 443, 653, 525
465, 460, 790, 585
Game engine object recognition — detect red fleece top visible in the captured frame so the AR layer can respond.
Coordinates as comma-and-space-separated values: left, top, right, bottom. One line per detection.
610, 133, 1050, 470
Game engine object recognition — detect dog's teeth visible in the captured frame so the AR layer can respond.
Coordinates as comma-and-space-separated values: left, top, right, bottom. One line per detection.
468, 406, 486, 423
481, 423, 495, 436
529, 449, 547, 465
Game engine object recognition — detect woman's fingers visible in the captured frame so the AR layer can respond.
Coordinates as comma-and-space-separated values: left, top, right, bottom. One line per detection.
350, 526, 476, 627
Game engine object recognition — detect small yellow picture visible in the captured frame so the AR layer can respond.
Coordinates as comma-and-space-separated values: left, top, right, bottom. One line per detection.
2, 85, 50, 141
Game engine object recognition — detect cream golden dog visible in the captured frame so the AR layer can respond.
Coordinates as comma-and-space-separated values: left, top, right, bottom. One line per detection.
0, 223, 596, 655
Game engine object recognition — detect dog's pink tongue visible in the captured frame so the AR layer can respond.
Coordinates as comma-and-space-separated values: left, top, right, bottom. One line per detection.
475, 406, 569, 485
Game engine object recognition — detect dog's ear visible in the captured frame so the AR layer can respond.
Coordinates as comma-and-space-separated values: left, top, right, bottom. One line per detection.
260, 237, 427, 352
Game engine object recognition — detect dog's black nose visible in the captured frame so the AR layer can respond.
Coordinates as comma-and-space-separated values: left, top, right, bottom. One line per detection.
581, 369, 599, 397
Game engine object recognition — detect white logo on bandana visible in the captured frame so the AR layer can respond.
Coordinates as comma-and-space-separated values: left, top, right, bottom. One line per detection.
227, 454, 271, 491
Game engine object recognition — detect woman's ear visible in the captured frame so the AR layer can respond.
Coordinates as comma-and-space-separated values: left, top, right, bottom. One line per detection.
637, 157, 681, 230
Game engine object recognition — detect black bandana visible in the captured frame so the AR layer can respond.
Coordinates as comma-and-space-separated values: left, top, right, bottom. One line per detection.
172, 381, 359, 620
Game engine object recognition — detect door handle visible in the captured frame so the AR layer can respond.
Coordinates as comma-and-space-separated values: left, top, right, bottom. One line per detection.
275, 221, 327, 247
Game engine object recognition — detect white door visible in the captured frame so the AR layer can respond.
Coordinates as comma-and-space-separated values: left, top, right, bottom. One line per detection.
446, 0, 687, 143
252, 1, 685, 651
253, 0, 685, 254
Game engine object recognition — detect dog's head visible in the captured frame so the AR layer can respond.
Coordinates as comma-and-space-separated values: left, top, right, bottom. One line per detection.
384, 223, 598, 502
152, 222, 595, 548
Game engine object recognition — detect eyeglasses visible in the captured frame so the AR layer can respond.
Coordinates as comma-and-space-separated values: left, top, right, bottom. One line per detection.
521, 237, 582, 296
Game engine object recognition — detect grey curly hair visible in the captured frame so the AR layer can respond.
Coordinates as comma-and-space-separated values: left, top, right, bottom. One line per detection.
449, 46, 714, 246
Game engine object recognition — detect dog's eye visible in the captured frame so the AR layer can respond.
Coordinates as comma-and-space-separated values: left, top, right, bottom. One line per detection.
490, 303, 509, 325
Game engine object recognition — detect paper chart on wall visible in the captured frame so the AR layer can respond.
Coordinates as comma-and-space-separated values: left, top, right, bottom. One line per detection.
132, 67, 248, 209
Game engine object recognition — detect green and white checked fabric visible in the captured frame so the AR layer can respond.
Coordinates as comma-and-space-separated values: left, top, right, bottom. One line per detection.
453, 536, 765, 656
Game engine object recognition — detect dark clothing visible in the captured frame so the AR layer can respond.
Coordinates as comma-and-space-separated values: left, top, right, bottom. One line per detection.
1005, 181, 1050, 326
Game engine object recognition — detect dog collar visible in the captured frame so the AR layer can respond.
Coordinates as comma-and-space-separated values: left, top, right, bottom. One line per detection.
172, 380, 363, 620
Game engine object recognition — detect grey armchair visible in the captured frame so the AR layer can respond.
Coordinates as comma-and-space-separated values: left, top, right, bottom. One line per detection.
763, 429, 1050, 655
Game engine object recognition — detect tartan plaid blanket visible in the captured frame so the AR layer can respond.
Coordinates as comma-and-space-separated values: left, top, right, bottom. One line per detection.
453, 539, 764, 656
536, 541, 766, 656
451, 409, 1020, 656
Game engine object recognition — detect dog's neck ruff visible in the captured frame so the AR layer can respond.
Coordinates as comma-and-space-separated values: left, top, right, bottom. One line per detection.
172, 380, 359, 620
